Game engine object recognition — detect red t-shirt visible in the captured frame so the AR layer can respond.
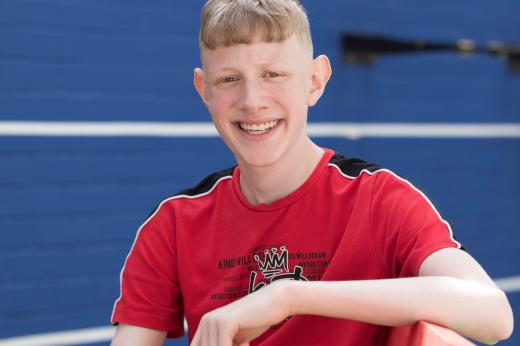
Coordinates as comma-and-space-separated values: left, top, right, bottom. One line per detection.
111, 148, 461, 345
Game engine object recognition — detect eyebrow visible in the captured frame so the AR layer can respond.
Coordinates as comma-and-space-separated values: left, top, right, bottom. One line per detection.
212, 62, 287, 73
215, 67, 239, 73
205, 66, 239, 76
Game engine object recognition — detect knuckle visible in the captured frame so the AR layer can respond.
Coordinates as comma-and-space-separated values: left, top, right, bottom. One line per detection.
201, 313, 212, 323
203, 312, 219, 324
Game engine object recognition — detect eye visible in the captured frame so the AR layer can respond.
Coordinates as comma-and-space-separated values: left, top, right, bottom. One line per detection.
223, 76, 239, 83
263, 71, 280, 78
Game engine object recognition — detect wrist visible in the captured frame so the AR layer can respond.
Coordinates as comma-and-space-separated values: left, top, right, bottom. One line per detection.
267, 279, 301, 318
281, 279, 306, 317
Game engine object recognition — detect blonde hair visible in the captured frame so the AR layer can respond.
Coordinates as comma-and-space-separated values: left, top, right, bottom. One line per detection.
199, 0, 313, 54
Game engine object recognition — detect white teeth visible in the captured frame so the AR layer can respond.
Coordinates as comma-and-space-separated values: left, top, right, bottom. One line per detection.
239, 120, 278, 134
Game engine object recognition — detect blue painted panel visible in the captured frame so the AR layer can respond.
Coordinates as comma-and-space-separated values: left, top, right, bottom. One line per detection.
0, 306, 113, 339
305, 0, 519, 42
0, 32, 199, 65
0, 1, 199, 37
0, 98, 208, 121
0, 0, 519, 344
1, 0, 518, 122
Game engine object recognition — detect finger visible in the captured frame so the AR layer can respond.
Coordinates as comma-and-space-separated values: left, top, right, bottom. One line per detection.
218, 321, 232, 346
202, 317, 210, 346
205, 318, 218, 346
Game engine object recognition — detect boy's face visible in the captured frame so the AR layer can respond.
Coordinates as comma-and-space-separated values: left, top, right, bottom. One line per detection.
194, 35, 330, 168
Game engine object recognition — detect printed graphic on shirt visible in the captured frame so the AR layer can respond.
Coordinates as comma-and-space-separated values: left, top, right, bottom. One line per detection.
211, 245, 329, 302
248, 246, 308, 294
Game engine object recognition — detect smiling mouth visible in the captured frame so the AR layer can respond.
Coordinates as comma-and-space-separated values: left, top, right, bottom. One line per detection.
238, 120, 279, 135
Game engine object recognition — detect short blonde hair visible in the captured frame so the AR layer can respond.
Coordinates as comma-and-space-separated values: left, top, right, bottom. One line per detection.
199, 0, 313, 54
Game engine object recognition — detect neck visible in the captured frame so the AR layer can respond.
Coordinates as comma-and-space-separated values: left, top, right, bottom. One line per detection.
238, 140, 324, 206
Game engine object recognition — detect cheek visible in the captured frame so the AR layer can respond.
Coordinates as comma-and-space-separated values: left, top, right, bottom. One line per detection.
272, 84, 308, 114
208, 92, 234, 119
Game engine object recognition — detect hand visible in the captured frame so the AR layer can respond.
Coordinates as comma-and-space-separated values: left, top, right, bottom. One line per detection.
190, 280, 293, 346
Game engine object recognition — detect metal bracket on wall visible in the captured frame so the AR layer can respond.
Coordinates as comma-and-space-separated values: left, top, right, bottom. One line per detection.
342, 33, 520, 73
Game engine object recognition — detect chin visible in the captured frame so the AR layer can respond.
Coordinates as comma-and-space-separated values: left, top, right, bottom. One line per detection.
240, 156, 277, 168
236, 149, 284, 168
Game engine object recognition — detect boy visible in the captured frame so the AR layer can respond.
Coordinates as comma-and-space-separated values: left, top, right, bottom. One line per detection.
111, 1, 513, 345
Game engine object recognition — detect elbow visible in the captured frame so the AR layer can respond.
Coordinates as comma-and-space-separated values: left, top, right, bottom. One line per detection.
491, 290, 514, 342
479, 289, 514, 345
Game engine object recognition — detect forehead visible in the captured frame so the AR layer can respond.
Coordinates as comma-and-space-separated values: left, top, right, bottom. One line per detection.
201, 35, 311, 73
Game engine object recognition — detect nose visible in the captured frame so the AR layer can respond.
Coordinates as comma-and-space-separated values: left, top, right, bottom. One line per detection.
237, 79, 268, 114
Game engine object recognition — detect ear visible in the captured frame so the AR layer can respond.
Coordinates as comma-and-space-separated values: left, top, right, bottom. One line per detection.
194, 67, 209, 106
307, 55, 332, 107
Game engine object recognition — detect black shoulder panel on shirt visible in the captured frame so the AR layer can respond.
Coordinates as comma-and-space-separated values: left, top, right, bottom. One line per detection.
144, 166, 235, 219
330, 153, 468, 253
174, 166, 235, 197
329, 153, 383, 177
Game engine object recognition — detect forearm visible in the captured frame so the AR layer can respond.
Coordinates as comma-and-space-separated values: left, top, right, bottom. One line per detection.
285, 277, 513, 344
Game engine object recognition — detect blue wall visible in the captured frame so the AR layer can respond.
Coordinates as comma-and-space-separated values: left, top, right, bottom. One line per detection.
0, 0, 518, 345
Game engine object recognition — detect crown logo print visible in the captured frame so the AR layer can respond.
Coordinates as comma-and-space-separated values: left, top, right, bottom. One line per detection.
248, 245, 309, 295
254, 246, 289, 279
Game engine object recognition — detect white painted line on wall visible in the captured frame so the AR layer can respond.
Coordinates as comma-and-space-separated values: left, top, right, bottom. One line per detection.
0, 326, 115, 346
495, 275, 520, 292
309, 123, 520, 139
0, 121, 519, 139
0, 320, 189, 346
0, 122, 218, 137
0, 276, 518, 346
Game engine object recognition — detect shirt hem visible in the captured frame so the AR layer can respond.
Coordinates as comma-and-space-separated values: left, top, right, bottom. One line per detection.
112, 310, 185, 338
411, 242, 460, 277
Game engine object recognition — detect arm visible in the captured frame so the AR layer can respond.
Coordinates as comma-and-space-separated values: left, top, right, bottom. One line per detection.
111, 203, 185, 345
111, 324, 167, 346
289, 248, 513, 344
191, 248, 514, 346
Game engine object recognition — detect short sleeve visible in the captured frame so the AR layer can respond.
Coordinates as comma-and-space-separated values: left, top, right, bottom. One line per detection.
111, 201, 184, 338
369, 171, 462, 278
